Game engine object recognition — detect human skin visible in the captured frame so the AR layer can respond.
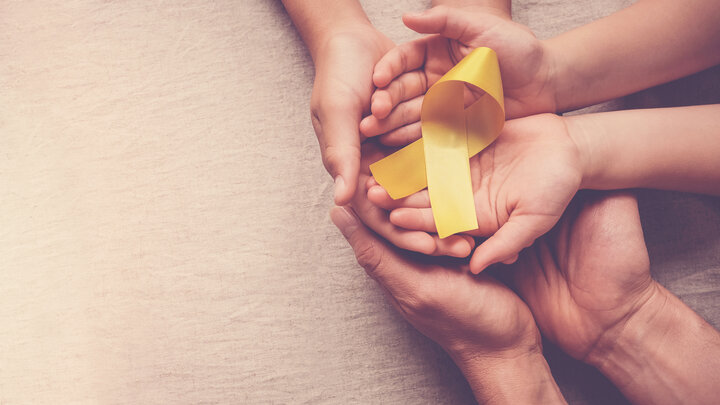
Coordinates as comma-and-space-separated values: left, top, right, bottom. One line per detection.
361, 2, 720, 142
281, 1, 513, 205
368, 105, 720, 272
281, 0, 512, 257
330, 205, 567, 405
337, 188, 720, 404
512, 191, 720, 405
281, 0, 393, 205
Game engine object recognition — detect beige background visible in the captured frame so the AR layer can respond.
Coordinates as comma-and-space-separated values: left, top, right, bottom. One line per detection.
2, 1, 719, 404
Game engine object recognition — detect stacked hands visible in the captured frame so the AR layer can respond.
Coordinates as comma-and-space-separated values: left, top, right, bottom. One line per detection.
284, 1, 720, 404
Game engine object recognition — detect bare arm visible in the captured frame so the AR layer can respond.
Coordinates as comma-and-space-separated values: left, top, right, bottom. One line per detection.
432, 0, 511, 18
547, 0, 720, 112
569, 104, 720, 195
281, 0, 370, 60
588, 284, 720, 405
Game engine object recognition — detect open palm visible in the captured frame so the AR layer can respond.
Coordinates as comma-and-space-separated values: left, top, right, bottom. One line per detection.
512, 191, 657, 361
369, 114, 583, 273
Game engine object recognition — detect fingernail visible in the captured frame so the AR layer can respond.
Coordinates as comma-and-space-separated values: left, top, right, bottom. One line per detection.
330, 206, 358, 238
333, 175, 346, 203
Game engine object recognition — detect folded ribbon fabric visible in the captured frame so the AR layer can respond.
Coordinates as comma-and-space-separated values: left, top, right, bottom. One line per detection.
369, 47, 505, 238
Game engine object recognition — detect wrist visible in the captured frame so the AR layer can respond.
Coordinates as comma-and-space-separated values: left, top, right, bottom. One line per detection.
538, 39, 562, 115
453, 347, 566, 404
308, 19, 375, 62
563, 114, 600, 190
587, 283, 720, 405
542, 37, 583, 113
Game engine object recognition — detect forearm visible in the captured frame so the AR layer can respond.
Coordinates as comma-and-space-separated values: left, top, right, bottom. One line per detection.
587, 283, 720, 405
567, 104, 720, 195
281, 0, 371, 60
454, 352, 567, 404
546, 0, 720, 112
431, 0, 511, 18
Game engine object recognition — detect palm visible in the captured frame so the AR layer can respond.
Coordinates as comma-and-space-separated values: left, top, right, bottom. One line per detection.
512, 191, 654, 360
471, 114, 582, 248
400, 259, 539, 357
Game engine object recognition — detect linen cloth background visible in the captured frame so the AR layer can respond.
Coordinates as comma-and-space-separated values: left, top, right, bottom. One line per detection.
1, 1, 719, 404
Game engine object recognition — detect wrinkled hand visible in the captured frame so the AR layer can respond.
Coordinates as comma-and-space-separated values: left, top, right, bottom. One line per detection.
329, 205, 540, 367
310, 24, 394, 205
511, 191, 659, 361
369, 114, 582, 273
359, 6, 556, 145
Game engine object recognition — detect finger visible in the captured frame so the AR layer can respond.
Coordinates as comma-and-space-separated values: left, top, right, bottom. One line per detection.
353, 176, 470, 258
373, 39, 429, 88
314, 103, 362, 206
501, 254, 519, 265
436, 234, 474, 258
378, 121, 422, 147
390, 207, 438, 233
403, 6, 480, 43
360, 96, 423, 138
331, 206, 470, 307
367, 186, 431, 210
330, 206, 413, 291
371, 70, 429, 119
470, 217, 542, 274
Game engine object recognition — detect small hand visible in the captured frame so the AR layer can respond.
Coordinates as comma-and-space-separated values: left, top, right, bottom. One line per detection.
359, 6, 556, 145
369, 114, 583, 273
310, 24, 394, 204
511, 191, 658, 361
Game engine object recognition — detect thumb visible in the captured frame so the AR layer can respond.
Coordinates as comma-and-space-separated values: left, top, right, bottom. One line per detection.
402, 6, 477, 43
330, 206, 420, 300
470, 216, 547, 274
315, 107, 362, 206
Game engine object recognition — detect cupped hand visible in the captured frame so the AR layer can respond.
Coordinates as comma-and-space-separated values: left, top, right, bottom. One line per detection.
510, 191, 659, 361
310, 24, 394, 205
359, 6, 556, 145
369, 114, 583, 273
329, 204, 541, 366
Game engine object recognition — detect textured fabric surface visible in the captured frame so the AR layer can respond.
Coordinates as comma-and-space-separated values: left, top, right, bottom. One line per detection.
1, 1, 718, 404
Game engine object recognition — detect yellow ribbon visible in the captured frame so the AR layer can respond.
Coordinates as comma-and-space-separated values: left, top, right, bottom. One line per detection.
369, 47, 505, 238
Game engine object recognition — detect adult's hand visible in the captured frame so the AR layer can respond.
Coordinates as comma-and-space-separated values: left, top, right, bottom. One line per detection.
511, 191, 654, 360
330, 206, 566, 404
512, 191, 720, 405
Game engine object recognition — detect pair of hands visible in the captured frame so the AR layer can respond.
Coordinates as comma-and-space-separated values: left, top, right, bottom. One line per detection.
312, 4, 659, 397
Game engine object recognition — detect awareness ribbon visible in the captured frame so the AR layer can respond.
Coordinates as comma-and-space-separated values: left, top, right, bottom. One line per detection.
369, 47, 505, 238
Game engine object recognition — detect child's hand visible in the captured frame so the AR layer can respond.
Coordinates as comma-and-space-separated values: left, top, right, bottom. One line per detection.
359, 6, 557, 145
368, 114, 582, 273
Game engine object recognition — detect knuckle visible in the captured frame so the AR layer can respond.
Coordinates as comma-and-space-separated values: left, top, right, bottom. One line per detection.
354, 239, 382, 274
